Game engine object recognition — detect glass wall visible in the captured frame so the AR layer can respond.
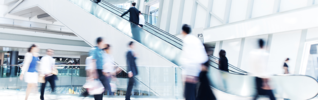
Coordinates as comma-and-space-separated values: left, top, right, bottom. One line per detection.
306, 44, 318, 80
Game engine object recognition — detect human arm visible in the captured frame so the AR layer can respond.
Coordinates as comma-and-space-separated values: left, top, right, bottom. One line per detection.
126, 52, 133, 77
20, 53, 32, 80
121, 8, 130, 17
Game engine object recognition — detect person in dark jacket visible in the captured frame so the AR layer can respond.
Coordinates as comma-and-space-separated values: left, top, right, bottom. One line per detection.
218, 49, 229, 72
120, 2, 140, 25
197, 44, 217, 100
125, 41, 139, 100
120, 2, 141, 42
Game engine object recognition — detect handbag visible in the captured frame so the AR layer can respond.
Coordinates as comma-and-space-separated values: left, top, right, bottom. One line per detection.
52, 66, 58, 75
38, 74, 45, 83
83, 80, 104, 95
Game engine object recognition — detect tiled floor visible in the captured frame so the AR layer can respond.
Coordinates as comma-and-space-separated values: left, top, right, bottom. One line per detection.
0, 89, 293, 100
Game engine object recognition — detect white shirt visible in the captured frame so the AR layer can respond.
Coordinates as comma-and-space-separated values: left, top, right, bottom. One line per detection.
103, 53, 115, 73
85, 56, 92, 70
40, 55, 54, 75
21, 53, 32, 74
139, 14, 145, 25
249, 49, 270, 78
180, 34, 208, 76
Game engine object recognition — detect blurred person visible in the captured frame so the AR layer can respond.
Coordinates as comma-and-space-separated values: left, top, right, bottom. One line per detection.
103, 44, 115, 95
196, 44, 216, 100
138, 11, 145, 28
180, 24, 208, 100
250, 39, 276, 100
19, 44, 40, 100
39, 49, 57, 100
80, 48, 95, 97
218, 49, 229, 72
120, 2, 140, 25
91, 37, 110, 100
283, 58, 290, 74
125, 41, 139, 100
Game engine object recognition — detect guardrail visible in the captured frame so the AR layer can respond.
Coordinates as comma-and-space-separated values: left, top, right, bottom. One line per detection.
0, 17, 72, 33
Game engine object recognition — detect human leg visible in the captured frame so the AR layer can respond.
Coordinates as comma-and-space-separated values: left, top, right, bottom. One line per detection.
40, 80, 48, 100
26, 83, 36, 100
47, 76, 56, 92
125, 77, 135, 100
184, 82, 196, 100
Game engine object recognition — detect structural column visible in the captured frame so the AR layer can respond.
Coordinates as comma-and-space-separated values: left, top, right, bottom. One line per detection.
10, 51, 18, 77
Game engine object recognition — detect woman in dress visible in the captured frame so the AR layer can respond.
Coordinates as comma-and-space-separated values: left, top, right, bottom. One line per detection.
19, 44, 40, 100
283, 58, 290, 74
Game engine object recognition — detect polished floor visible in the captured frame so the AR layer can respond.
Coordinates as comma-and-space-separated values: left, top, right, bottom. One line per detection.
0, 89, 294, 100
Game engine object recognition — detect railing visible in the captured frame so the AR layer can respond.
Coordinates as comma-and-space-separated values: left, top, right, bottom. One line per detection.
0, 17, 72, 33
0, 65, 181, 97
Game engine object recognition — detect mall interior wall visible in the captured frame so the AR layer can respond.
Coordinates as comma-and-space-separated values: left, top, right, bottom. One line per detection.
156, 0, 318, 35
213, 27, 318, 75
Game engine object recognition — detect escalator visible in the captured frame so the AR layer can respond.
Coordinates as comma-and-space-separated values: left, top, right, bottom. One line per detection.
76, 1, 318, 99
11, 0, 318, 99
98, 0, 248, 75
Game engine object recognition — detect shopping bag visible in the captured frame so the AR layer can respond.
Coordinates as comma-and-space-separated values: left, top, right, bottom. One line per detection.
83, 80, 104, 95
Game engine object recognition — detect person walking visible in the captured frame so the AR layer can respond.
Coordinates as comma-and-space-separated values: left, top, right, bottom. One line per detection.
283, 58, 290, 74
180, 24, 208, 100
19, 44, 40, 100
250, 39, 276, 100
125, 41, 138, 100
103, 44, 115, 95
218, 49, 229, 72
196, 44, 216, 100
80, 48, 95, 97
138, 11, 145, 28
120, 2, 140, 25
91, 37, 110, 100
39, 49, 57, 100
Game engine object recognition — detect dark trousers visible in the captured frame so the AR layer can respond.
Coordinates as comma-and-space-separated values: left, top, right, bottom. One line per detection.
130, 23, 141, 42
94, 69, 112, 100
125, 77, 135, 100
253, 77, 276, 100
40, 75, 56, 100
184, 82, 197, 100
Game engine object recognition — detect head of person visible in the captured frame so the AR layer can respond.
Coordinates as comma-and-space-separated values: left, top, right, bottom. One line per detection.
96, 37, 105, 49
258, 39, 265, 49
128, 41, 134, 49
132, 2, 136, 7
219, 49, 226, 58
103, 44, 111, 54
285, 58, 290, 62
46, 49, 54, 56
139, 11, 141, 15
181, 24, 191, 37
27, 44, 39, 53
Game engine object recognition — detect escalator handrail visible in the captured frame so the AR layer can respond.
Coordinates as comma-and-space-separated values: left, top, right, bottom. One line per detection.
209, 56, 248, 73
209, 60, 247, 75
98, 2, 183, 49
99, 1, 248, 74
112, 62, 160, 96
100, 1, 183, 44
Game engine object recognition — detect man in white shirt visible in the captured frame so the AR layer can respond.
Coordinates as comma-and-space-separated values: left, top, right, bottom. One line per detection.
250, 39, 276, 100
40, 49, 56, 100
138, 11, 145, 28
180, 24, 208, 100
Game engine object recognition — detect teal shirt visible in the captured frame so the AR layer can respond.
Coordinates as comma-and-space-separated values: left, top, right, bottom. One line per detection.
91, 46, 104, 69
